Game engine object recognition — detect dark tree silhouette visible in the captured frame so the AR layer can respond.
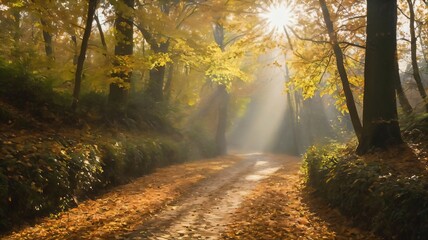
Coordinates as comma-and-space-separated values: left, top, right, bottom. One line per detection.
213, 22, 229, 156
357, 0, 403, 154
71, 0, 98, 111
318, 0, 363, 141
108, 0, 135, 117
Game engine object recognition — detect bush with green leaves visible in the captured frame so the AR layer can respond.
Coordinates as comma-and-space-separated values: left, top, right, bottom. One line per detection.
0, 60, 69, 113
0, 135, 190, 232
78, 91, 107, 119
0, 143, 103, 229
183, 125, 217, 159
126, 94, 173, 131
303, 143, 428, 239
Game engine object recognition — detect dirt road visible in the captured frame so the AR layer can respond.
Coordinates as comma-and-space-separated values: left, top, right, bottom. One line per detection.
127, 153, 287, 239
4, 154, 378, 240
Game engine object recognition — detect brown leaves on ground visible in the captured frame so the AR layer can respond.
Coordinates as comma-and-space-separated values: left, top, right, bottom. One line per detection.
3, 156, 241, 240
4, 154, 384, 239
222, 155, 380, 240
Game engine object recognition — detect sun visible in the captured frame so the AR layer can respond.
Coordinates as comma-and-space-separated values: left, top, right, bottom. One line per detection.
260, 1, 294, 34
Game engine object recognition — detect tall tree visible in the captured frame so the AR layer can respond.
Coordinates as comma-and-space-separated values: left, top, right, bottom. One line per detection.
213, 21, 229, 156
135, 1, 203, 102
288, 0, 366, 135
135, 1, 179, 102
12, 7, 21, 52
40, 18, 54, 60
395, 59, 413, 115
34, 0, 56, 60
71, 0, 98, 111
108, 0, 135, 117
406, 0, 428, 112
318, 0, 363, 141
357, 0, 403, 154
94, 13, 107, 57
164, 62, 175, 100
146, 40, 169, 102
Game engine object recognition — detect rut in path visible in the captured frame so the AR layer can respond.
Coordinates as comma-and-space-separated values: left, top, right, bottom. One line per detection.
127, 153, 286, 240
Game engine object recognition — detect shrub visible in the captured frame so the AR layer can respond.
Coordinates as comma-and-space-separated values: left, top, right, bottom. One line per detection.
301, 143, 346, 190
79, 91, 107, 119
100, 142, 127, 185
0, 60, 69, 116
401, 112, 428, 132
1, 143, 105, 226
0, 107, 12, 124
0, 134, 191, 232
303, 143, 428, 239
183, 125, 217, 160
67, 144, 104, 197
126, 94, 172, 131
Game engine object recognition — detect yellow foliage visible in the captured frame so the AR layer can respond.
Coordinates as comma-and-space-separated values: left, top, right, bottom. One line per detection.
108, 77, 131, 89
203, 43, 250, 91
148, 52, 172, 69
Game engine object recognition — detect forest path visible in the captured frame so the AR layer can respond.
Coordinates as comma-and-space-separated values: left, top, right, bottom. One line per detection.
127, 154, 379, 240
4, 154, 379, 240
126, 153, 283, 239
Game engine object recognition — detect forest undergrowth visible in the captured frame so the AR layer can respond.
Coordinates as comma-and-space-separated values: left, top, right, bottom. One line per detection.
302, 126, 428, 239
1, 156, 241, 239
0, 61, 216, 232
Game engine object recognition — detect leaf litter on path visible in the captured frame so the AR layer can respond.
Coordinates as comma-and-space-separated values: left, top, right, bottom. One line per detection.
2, 156, 241, 240
222, 154, 380, 240
4, 154, 380, 239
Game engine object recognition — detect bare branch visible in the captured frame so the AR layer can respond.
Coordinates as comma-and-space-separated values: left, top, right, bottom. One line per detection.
398, 6, 410, 19
341, 42, 365, 49
289, 28, 365, 49
398, 37, 411, 43
318, 53, 333, 84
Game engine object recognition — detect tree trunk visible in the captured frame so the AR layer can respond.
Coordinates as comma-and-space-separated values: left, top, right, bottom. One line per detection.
108, 0, 134, 118
11, 8, 21, 59
135, 3, 171, 102
94, 13, 107, 57
285, 91, 299, 155
147, 65, 166, 101
285, 63, 300, 155
213, 22, 229, 156
407, 0, 428, 112
318, 0, 363, 142
216, 85, 229, 155
163, 62, 174, 101
71, 0, 98, 112
293, 90, 302, 154
40, 18, 54, 60
418, 25, 428, 67
12, 8, 20, 43
146, 43, 169, 102
71, 35, 78, 65
357, 0, 403, 154
394, 59, 413, 115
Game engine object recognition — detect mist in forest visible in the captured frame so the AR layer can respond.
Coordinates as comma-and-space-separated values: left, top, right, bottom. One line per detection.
228, 51, 353, 155
228, 53, 287, 153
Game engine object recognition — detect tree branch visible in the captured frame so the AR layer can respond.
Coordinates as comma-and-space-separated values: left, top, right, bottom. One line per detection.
398, 6, 410, 19
318, 53, 333, 84
289, 28, 365, 49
